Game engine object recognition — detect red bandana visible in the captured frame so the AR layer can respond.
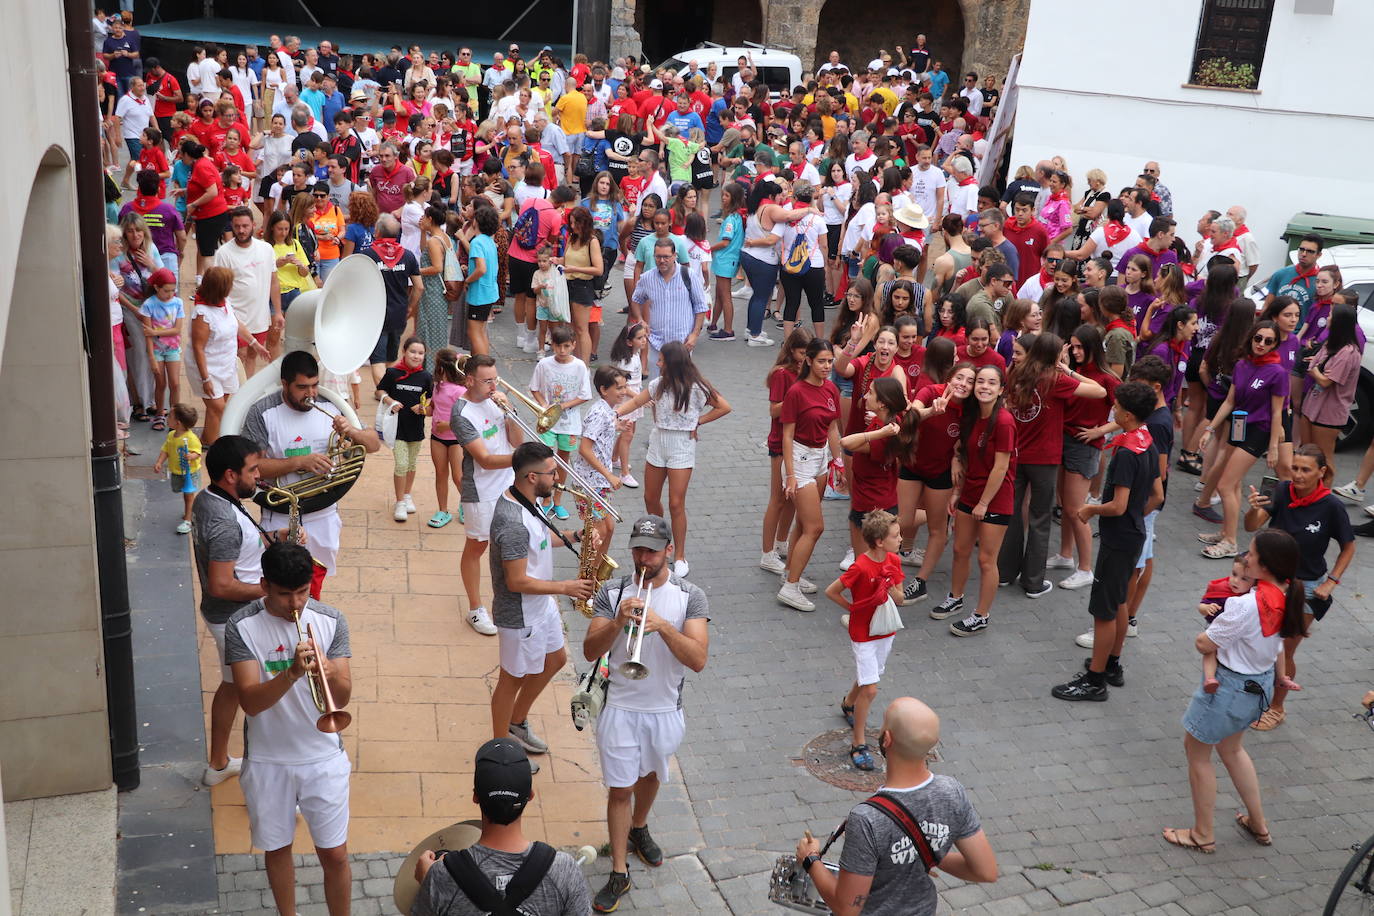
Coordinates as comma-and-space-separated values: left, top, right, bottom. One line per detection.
1037, 266, 1054, 286
1234, 224, 1250, 237
1293, 262, 1319, 281
1254, 580, 1286, 637
1050, 190, 1068, 201
1214, 238, 1241, 254
391, 361, 424, 381
1106, 318, 1134, 334
958, 176, 977, 187
1250, 351, 1281, 367
1102, 221, 1132, 247
1287, 481, 1331, 509
1107, 426, 1153, 454
371, 237, 405, 268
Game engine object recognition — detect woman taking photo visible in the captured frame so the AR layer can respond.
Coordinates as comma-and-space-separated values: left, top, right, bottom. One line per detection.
1164, 529, 1308, 854
937, 365, 1017, 635
186, 267, 268, 444
561, 205, 604, 362
775, 339, 843, 612
1300, 303, 1361, 469
761, 329, 814, 576
1241, 445, 1355, 731
616, 341, 731, 579
1193, 320, 1289, 559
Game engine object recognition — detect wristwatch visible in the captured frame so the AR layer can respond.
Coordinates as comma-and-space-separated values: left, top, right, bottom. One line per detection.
801, 854, 822, 873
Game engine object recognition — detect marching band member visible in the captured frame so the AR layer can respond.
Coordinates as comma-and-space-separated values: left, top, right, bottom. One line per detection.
225, 542, 354, 916
240, 350, 380, 598
583, 514, 710, 913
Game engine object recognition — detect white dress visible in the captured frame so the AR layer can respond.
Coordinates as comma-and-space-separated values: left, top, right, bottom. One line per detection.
187, 303, 241, 399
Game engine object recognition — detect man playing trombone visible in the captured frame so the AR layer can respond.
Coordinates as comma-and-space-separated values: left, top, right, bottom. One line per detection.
582, 514, 710, 913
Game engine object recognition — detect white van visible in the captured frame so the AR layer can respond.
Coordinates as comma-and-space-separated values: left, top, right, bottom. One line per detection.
653, 42, 803, 100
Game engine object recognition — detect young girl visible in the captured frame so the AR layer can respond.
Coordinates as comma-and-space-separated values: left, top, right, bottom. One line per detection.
426, 347, 467, 528
997, 299, 1039, 364
761, 329, 814, 574
400, 177, 432, 256
833, 326, 903, 441
138, 267, 184, 429
931, 292, 967, 349
775, 339, 842, 612
709, 182, 746, 340
958, 318, 1005, 371
1052, 324, 1121, 589
620, 192, 662, 305
1100, 286, 1137, 378
610, 321, 647, 487
1194, 299, 1257, 486
530, 244, 566, 358
1120, 254, 1156, 335
1293, 265, 1342, 426
880, 278, 919, 328
891, 315, 928, 398
152, 403, 202, 534
1146, 305, 1199, 410
378, 338, 434, 523
937, 365, 1017, 634
138, 126, 170, 195
573, 365, 630, 570
838, 377, 908, 571
1137, 262, 1188, 354
827, 278, 880, 429
220, 164, 249, 209
531, 325, 593, 520
616, 341, 731, 578
685, 211, 712, 316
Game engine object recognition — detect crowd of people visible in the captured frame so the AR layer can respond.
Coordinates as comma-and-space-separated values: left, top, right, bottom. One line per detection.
94, 15, 1370, 915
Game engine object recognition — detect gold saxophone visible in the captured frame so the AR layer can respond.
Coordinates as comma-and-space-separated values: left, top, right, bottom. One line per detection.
573, 497, 618, 619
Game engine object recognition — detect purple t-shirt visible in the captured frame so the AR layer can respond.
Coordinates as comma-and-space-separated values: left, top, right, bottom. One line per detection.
1277, 333, 1300, 375
1127, 290, 1154, 331
1115, 243, 1178, 277
1300, 301, 1332, 347
1147, 338, 1191, 406
1231, 358, 1289, 429
119, 199, 184, 256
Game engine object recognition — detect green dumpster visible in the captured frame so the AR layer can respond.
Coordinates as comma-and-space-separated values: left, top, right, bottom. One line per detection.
1282, 212, 1374, 253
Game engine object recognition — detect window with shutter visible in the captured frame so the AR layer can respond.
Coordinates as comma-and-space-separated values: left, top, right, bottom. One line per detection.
1190, 0, 1275, 90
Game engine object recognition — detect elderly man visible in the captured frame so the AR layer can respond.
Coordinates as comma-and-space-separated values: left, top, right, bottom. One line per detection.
1192, 209, 1221, 263
1197, 215, 1246, 279
1226, 205, 1262, 283
632, 238, 708, 377
272, 82, 301, 123
532, 111, 571, 181
945, 155, 979, 219
1143, 161, 1173, 216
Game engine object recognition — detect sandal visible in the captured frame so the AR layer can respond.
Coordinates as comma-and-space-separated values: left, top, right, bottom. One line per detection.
849, 744, 875, 771
1250, 706, 1285, 731
840, 700, 856, 727
1177, 451, 1203, 476
131, 406, 149, 422
1197, 531, 1223, 545
1235, 812, 1272, 846
1201, 540, 1238, 559
1162, 827, 1215, 854
151, 414, 167, 431
427, 510, 453, 529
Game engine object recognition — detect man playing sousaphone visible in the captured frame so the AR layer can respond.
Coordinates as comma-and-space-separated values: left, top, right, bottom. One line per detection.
790, 698, 997, 916
583, 515, 710, 913
240, 350, 380, 598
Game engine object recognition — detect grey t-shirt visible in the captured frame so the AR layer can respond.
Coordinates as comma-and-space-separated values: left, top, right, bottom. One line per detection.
450, 398, 483, 504
837, 775, 982, 916
488, 495, 556, 629
410, 844, 591, 916
191, 488, 261, 625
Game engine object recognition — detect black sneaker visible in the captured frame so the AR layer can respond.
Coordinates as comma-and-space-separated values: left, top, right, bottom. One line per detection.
929, 593, 963, 620
1024, 580, 1054, 599
1052, 670, 1108, 701
1082, 657, 1125, 687
628, 825, 663, 867
950, 612, 988, 636
594, 872, 632, 912
900, 577, 928, 605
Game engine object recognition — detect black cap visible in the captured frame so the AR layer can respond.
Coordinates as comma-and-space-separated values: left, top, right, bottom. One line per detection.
628, 514, 671, 550
474, 739, 532, 824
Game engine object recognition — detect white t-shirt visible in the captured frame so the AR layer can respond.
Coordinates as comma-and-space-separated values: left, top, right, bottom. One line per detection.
213, 238, 276, 333
1016, 273, 1047, 303
1089, 225, 1142, 265
115, 93, 153, 140
513, 183, 550, 208
822, 182, 852, 225
198, 58, 222, 97
909, 165, 943, 218
842, 202, 877, 255
529, 355, 593, 436
1206, 590, 1283, 675
262, 66, 292, 92
451, 396, 515, 502
844, 152, 878, 180
593, 574, 710, 713
959, 86, 984, 117
229, 66, 259, 103
223, 598, 349, 765
781, 213, 827, 269
489, 492, 556, 628
946, 180, 979, 218
1124, 210, 1154, 239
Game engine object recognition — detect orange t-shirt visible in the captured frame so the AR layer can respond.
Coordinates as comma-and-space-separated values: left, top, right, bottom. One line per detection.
306, 203, 345, 260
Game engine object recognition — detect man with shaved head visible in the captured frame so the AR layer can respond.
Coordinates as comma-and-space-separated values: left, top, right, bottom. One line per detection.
794, 698, 997, 915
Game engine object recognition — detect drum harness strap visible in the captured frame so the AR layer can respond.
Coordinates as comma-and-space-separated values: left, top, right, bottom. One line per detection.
442, 841, 556, 915
819, 793, 939, 873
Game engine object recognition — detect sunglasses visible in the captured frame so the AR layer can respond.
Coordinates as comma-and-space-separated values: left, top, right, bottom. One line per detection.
1252, 335, 1276, 345
1298, 247, 1320, 255
1046, 258, 1063, 266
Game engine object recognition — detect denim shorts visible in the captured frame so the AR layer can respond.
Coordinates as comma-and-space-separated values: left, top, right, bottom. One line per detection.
1182, 664, 1273, 744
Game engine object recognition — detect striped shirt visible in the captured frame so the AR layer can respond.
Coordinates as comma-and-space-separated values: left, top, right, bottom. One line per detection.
631, 261, 708, 350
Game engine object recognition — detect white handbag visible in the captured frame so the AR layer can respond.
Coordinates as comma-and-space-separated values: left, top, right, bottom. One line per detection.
869, 595, 904, 637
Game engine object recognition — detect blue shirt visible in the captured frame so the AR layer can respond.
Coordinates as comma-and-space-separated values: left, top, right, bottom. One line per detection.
928, 70, 950, 99
665, 111, 704, 135
343, 222, 373, 254
468, 234, 499, 305
714, 212, 745, 276
631, 262, 708, 350
1266, 265, 1319, 321
247, 57, 265, 78
321, 91, 346, 129
705, 99, 728, 144
300, 88, 326, 122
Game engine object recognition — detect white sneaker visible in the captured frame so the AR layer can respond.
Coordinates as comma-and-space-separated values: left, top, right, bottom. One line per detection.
394, 501, 408, 522
403, 494, 416, 514
795, 576, 818, 594
840, 548, 855, 571
777, 581, 816, 612
1334, 481, 1366, 503
522, 337, 539, 354
1059, 569, 1095, 590
1194, 480, 1205, 492
840, 613, 850, 627
620, 472, 639, 488
732, 284, 752, 298
674, 559, 690, 578
747, 333, 774, 347
1074, 630, 1094, 649
760, 551, 787, 574
515, 328, 529, 349
467, 606, 497, 635
1046, 554, 1075, 569
774, 540, 789, 557
202, 757, 242, 787
1127, 617, 1139, 637
899, 548, 924, 567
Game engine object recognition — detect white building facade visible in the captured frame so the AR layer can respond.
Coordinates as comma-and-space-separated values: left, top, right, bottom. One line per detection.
1010, 0, 1374, 272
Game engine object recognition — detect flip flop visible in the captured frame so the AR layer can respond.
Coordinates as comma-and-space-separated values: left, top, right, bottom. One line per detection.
151, 415, 167, 431
1235, 813, 1272, 846
1162, 827, 1215, 854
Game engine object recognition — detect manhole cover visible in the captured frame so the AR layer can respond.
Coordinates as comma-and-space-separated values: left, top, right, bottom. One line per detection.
798, 729, 940, 791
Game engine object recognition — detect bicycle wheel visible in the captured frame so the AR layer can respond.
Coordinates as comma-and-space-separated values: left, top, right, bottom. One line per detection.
1325, 833, 1374, 915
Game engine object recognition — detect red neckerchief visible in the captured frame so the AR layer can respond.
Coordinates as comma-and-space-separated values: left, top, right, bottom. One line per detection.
371, 237, 405, 268
1037, 266, 1054, 286
132, 194, 161, 213
1106, 318, 1134, 334
1168, 337, 1188, 361
1049, 190, 1068, 201
1250, 351, 1281, 367
1254, 580, 1285, 637
195, 296, 229, 310
1234, 224, 1250, 237
1107, 426, 1153, 454
1102, 221, 1132, 247
391, 360, 424, 381
1293, 262, 1319, 281
958, 176, 977, 187
1287, 481, 1331, 509
1214, 237, 1241, 254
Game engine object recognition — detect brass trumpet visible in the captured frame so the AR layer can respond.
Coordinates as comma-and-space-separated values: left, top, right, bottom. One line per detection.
454, 354, 562, 434
293, 609, 352, 733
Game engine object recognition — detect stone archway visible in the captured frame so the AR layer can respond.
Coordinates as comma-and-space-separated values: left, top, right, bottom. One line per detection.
813, 0, 966, 80
634, 0, 766, 65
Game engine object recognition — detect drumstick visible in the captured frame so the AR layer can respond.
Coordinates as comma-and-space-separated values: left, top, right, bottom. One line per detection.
804, 830, 814, 841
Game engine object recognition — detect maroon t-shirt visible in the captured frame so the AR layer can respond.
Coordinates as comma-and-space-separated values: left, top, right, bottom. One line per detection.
893, 347, 926, 398
1002, 219, 1050, 288
851, 415, 899, 512
766, 367, 800, 454
908, 383, 963, 478
844, 353, 900, 435
957, 345, 1006, 371
1006, 370, 1079, 465
960, 409, 1017, 514
780, 378, 841, 448
1062, 364, 1120, 448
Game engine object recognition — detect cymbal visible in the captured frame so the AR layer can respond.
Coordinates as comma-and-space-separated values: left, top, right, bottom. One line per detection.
391, 819, 482, 915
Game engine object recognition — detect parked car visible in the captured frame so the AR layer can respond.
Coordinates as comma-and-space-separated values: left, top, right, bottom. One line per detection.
654, 42, 802, 101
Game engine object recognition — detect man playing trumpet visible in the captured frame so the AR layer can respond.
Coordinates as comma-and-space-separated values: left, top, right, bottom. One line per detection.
583, 515, 710, 913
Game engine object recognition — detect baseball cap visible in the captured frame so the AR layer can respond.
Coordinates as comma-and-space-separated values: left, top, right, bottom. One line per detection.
887, 68, 900, 77
628, 514, 671, 550
148, 268, 177, 288
474, 739, 533, 825
612, 66, 626, 80
650, 78, 663, 90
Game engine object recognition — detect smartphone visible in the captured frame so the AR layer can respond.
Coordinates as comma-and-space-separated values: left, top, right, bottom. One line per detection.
1260, 474, 1279, 503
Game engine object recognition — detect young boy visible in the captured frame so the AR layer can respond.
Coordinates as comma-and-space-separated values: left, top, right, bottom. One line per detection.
153, 403, 202, 534
1197, 554, 1254, 692
529, 245, 567, 356
824, 510, 904, 772
139, 267, 184, 426
529, 325, 591, 520
1052, 381, 1162, 702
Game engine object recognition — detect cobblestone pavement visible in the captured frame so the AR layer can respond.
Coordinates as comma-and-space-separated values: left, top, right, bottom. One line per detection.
208, 263, 1374, 915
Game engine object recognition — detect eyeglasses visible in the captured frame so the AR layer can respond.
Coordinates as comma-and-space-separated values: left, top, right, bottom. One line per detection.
1298, 247, 1320, 255
1046, 258, 1063, 266
1252, 335, 1276, 345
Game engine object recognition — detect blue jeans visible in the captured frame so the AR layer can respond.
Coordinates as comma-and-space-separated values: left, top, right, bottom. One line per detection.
317, 258, 340, 282
159, 251, 179, 278
740, 253, 778, 338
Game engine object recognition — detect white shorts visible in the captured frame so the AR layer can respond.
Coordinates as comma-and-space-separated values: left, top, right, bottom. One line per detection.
646, 427, 696, 469
240, 751, 351, 851
207, 620, 233, 683
791, 441, 828, 488
596, 706, 685, 788
1136, 509, 1159, 570
497, 604, 566, 677
455, 158, 475, 177
461, 499, 497, 541
852, 634, 895, 686
261, 506, 341, 574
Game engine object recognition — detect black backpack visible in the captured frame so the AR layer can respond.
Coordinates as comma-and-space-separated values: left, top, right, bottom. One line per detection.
442, 842, 556, 915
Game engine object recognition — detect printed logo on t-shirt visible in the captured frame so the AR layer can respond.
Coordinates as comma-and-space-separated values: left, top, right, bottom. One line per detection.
946, 422, 960, 438
1306, 521, 1321, 535
285, 435, 310, 458
481, 419, 499, 440
825, 396, 837, 411
1250, 378, 1265, 390
1007, 390, 1042, 423
265, 643, 291, 674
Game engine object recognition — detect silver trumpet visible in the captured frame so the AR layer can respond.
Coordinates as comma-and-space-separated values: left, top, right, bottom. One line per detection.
619, 572, 651, 680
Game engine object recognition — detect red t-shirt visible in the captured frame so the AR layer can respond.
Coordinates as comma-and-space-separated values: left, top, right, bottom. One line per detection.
960, 409, 1017, 514
841, 552, 904, 642
138, 146, 170, 197
213, 147, 255, 176
1062, 364, 1119, 449
908, 383, 963, 476
187, 156, 227, 219
1002, 219, 1050, 288
150, 72, 181, 118
851, 416, 899, 513
1006, 370, 1080, 465
619, 175, 648, 212
935, 327, 967, 349
222, 185, 250, 208
780, 378, 840, 448
844, 353, 900, 435
204, 120, 252, 157
956, 345, 1006, 372
892, 347, 926, 398
766, 367, 800, 454
188, 119, 218, 149
609, 98, 638, 124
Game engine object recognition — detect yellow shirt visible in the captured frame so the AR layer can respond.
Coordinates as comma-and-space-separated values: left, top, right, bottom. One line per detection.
554, 90, 588, 134
272, 240, 317, 293
161, 429, 203, 474
870, 87, 899, 115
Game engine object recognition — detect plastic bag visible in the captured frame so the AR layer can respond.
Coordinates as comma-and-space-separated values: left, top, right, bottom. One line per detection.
374, 399, 398, 450
868, 596, 904, 637
547, 266, 571, 322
